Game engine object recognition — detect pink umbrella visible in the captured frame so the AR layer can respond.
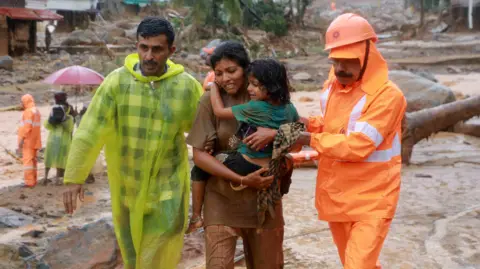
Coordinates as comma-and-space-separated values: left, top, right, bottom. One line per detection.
43, 65, 104, 85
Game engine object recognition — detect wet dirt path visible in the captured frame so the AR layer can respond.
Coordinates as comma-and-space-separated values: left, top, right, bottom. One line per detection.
0, 93, 479, 268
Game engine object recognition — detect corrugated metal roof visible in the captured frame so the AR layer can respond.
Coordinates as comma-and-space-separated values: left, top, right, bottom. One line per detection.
25, 0, 48, 9
0, 7, 63, 20
46, 0, 97, 11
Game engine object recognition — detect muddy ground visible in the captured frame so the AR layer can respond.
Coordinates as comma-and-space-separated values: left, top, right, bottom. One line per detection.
1, 5, 480, 267
0, 84, 479, 268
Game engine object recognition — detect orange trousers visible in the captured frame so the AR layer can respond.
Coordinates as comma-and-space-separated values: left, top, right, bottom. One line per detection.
22, 148, 38, 187
328, 219, 392, 269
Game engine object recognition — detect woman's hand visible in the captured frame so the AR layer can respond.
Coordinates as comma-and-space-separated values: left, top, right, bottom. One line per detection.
204, 140, 214, 155
244, 127, 277, 151
241, 167, 274, 190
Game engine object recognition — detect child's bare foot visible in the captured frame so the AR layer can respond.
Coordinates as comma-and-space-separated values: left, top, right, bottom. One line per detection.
186, 215, 204, 234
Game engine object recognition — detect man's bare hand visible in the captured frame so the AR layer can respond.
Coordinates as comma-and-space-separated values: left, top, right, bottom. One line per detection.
63, 184, 84, 214
241, 168, 274, 190
244, 127, 277, 151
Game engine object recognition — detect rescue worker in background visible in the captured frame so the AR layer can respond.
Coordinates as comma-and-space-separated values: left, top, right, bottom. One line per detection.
62, 17, 203, 268
43, 92, 75, 185
294, 13, 407, 268
202, 46, 215, 91
17, 94, 42, 188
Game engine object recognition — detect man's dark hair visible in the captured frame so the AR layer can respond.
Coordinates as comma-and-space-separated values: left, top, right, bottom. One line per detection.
247, 59, 291, 105
210, 41, 250, 70
136, 17, 175, 47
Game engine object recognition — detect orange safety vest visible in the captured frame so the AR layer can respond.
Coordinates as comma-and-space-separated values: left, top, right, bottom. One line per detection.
18, 94, 42, 149
308, 41, 407, 221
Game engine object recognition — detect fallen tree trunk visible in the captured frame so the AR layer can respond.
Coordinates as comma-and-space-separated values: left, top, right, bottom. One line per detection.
453, 122, 480, 137
402, 96, 480, 164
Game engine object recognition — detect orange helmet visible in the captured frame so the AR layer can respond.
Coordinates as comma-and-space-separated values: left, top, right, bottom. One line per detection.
324, 13, 377, 51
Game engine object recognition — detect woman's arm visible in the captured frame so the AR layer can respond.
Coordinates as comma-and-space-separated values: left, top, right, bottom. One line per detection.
210, 83, 235, 119
193, 148, 273, 189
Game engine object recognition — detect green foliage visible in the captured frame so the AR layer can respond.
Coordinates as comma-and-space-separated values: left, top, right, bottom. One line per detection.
261, 13, 288, 37
243, 1, 288, 37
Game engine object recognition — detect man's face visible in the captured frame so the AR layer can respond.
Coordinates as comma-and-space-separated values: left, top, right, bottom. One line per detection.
331, 58, 362, 86
136, 34, 176, 76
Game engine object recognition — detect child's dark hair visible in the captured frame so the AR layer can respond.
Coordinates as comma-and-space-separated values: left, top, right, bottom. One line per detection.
247, 59, 291, 104
210, 41, 250, 70
136, 17, 175, 47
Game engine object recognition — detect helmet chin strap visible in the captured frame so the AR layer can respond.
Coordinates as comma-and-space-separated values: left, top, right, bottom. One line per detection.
357, 40, 370, 81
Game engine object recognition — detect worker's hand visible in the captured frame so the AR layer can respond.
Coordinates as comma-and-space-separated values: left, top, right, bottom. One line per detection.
241, 167, 274, 190
299, 116, 309, 128
63, 184, 84, 214
293, 132, 312, 148
244, 127, 277, 151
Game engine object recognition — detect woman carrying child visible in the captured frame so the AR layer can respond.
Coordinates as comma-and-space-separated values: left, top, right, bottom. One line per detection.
186, 41, 300, 269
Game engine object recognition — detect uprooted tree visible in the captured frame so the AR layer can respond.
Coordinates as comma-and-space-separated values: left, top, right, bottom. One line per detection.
402, 95, 480, 164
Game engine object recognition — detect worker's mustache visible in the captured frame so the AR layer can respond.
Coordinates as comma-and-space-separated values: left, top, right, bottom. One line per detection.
335, 71, 353, 78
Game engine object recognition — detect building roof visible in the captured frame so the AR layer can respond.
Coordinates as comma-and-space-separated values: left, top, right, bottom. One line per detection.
0, 7, 63, 20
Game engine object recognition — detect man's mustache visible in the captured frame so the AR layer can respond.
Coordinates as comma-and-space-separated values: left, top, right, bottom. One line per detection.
142, 60, 158, 66
335, 71, 353, 78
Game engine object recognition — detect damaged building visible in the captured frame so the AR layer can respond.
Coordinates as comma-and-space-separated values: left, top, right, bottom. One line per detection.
0, 7, 62, 56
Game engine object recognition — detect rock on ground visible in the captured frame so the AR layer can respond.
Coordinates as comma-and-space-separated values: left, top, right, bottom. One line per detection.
61, 30, 104, 46
40, 218, 121, 269
0, 56, 13, 71
389, 70, 456, 112
0, 207, 33, 228
293, 72, 313, 81
0, 243, 35, 269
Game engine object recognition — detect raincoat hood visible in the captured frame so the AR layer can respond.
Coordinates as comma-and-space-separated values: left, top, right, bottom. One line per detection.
329, 40, 388, 95
21, 94, 35, 109
124, 53, 185, 82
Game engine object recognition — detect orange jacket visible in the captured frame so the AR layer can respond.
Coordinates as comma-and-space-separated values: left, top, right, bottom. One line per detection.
18, 94, 42, 150
309, 41, 407, 221
202, 71, 215, 91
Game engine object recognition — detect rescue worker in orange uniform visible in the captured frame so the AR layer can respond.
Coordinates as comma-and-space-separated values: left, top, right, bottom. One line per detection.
18, 94, 42, 187
294, 14, 407, 268
202, 46, 216, 91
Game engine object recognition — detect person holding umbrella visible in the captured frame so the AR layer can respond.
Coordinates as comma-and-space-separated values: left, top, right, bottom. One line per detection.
61, 17, 203, 268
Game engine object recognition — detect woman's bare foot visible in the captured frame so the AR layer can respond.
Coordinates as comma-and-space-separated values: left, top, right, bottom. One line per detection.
186, 215, 204, 234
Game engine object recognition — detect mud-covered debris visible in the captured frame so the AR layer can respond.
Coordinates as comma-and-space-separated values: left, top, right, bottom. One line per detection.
0, 207, 34, 228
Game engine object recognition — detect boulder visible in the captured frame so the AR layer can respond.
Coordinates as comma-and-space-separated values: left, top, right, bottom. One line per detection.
41, 219, 121, 269
99, 27, 127, 44
61, 30, 104, 46
292, 72, 312, 81
389, 70, 456, 112
0, 243, 34, 269
0, 207, 33, 228
113, 37, 133, 45
0, 56, 13, 71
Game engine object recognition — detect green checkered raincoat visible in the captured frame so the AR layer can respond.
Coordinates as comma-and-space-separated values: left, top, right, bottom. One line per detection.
44, 114, 74, 169
64, 53, 203, 268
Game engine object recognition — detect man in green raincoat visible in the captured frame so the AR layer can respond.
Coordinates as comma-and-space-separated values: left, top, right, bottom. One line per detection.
62, 17, 203, 268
